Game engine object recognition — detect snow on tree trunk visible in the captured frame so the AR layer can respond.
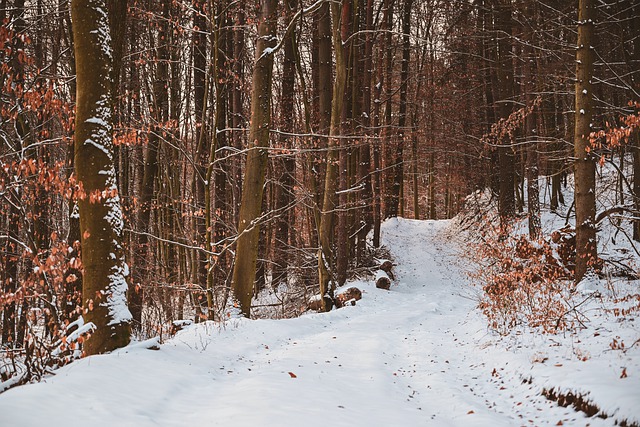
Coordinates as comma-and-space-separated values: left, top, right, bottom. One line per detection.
72, 0, 131, 354
573, 0, 597, 283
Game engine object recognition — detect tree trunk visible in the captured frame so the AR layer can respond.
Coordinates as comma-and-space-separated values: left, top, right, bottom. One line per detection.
231, 0, 278, 317
273, 0, 297, 288
495, 0, 515, 226
72, 0, 131, 354
573, 0, 597, 282
318, 0, 348, 311
193, 0, 209, 289
388, 0, 412, 218
524, 2, 541, 239
634, 133, 640, 241
336, 0, 353, 288
630, 2, 640, 241
357, 0, 375, 256
231, 1, 246, 226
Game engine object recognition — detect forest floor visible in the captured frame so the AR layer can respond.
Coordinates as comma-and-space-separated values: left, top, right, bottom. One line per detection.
0, 218, 638, 426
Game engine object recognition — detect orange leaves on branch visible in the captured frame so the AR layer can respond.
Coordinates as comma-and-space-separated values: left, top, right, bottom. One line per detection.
88, 187, 119, 204
481, 97, 542, 149
473, 226, 573, 334
589, 101, 640, 150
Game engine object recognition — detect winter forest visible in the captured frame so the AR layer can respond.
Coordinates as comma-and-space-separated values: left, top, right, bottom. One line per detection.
1, 0, 639, 425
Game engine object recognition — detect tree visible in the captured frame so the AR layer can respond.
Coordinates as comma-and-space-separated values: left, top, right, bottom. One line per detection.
524, 1, 541, 239
573, 0, 597, 282
231, 0, 279, 317
72, 0, 131, 354
317, 0, 349, 311
387, 0, 413, 218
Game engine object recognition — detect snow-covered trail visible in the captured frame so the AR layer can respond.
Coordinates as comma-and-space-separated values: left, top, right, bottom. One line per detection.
0, 219, 621, 426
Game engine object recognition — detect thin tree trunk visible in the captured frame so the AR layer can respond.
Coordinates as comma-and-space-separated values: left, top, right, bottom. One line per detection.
495, 0, 515, 226
231, 0, 278, 317
193, 0, 209, 289
574, 0, 597, 282
525, 2, 541, 239
273, 0, 297, 288
357, 0, 375, 257
388, 0, 412, 218
318, 0, 348, 312
336, 0, 353, 288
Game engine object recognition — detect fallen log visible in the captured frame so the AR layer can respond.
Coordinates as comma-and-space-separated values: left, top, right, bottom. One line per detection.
375, 270, 391, 290
335, 287, 362, 308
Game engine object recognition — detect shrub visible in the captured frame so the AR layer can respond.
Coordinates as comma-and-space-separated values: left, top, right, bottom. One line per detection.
472, 227, 575, 334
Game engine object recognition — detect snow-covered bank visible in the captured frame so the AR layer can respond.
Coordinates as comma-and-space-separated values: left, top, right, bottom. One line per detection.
0, 218, 638, 426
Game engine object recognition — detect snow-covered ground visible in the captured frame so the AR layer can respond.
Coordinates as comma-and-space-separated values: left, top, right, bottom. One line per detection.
0, 218, 638, 426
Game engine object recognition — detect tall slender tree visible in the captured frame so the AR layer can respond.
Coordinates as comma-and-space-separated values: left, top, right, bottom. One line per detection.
231, 0, 279, 317
318, 0, 348, 311
573, 0, 597, 282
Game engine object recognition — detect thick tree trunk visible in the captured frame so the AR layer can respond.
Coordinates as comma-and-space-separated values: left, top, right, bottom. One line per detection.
72, 0, 131, 354
231, 0, 278, 317
573, 0, 597, 282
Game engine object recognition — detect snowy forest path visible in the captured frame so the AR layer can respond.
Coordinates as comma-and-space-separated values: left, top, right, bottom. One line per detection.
0, 219, 611, 427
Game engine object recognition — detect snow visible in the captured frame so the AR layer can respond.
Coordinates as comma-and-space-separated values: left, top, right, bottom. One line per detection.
258, 47, 274, 61
0, 219, 638, 426
374, 269, 390, 281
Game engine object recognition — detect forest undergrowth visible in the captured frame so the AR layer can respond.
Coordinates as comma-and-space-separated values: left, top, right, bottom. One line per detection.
456, 167, 640, 425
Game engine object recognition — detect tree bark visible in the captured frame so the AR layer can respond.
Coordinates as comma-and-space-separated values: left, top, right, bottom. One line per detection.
72, 0, 131, 354
573, 0, 597, 282
524, 1, 541, 239
357, 0, 375, 256
193, 0, 209, 289
231, 0, 278, 317
388, 0, 412, 218
336, 0, 353, 288
495, 0, 515, 226
318, 0, 348, 311
272, 0, 298, 288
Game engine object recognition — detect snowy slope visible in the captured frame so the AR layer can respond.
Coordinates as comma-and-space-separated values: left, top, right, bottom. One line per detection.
0, 219, 638, 426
